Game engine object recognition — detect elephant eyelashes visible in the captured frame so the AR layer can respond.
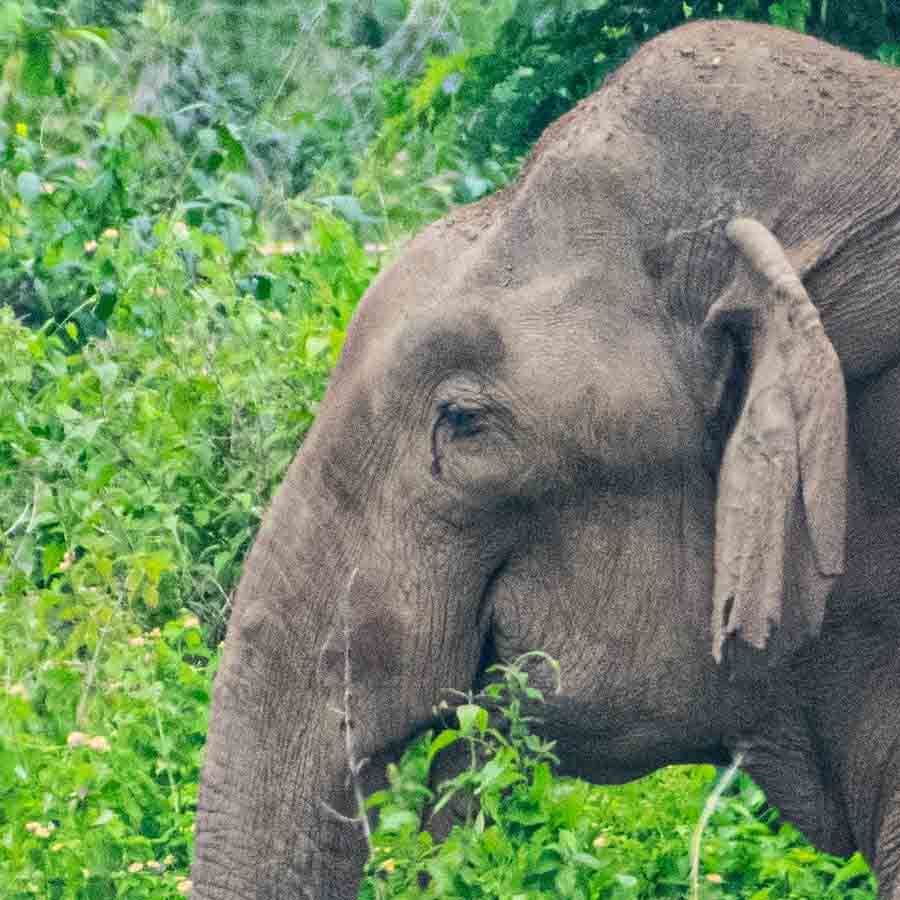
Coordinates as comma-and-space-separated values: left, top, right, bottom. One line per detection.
431, 402, 484, 477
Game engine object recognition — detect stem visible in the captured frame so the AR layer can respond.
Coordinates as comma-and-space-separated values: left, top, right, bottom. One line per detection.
337, 568, 372, 846
9, 480, 42, 570
689, 750, 745, 900
76, 623, 108, 726
155, 706, 181, 816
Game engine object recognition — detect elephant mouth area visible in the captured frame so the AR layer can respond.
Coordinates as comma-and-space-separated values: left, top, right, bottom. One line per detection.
476, 556, 508, 635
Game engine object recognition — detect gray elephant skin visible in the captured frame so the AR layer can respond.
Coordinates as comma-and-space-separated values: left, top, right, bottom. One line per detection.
192, 20, 900, 900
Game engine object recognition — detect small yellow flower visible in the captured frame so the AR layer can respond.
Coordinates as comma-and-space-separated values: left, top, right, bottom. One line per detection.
51, 841, 64, 852
101, 228, 119, 240
128, 861, 144, 873
25, 822, 41, 833
128, 636, 145, 647
379, 858, 397, 874
87, 735, 110, 753
42, 182, 56, 195
173, 221, 189, 239
84, 239, 98, 255
148, 286, 168, 298
145, 859, 164, 872
15, 122, 28, 138
27, 822, 54, 838
163, 854, 175, 866
706, 873, 724, 884
58, 549, 75, 572
67, 731, 89, 748
7, 682, 28, 699
147, 627, 161, 639
176, 878, 192, 895
592, 834, 608, 849
183, 615, 200, 629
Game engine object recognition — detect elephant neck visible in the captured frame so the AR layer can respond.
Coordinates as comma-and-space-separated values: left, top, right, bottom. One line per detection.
722, 672, 856, 858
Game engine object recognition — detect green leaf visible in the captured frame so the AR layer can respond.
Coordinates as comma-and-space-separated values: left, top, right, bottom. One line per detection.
22, 29, 52, 96
456, 704, 488, 734
315, 195, 377, 225
104, 99, 132, 138
94, 283, 118, 321
215, 123, 248, 172
426, 728, 460, 762
305, 334, 330, 358
831, 853, 872, 889
365, 790, 391, 809
41, 543, 65, 576
877, 42, 900, 67
378, 809, 420, 832
132, 114, 163, 139
0, 3, 24, 38
571, 850, 604, 870
17, 171, 43, 204
58, 27, 114, 56
769, 0, 810, 30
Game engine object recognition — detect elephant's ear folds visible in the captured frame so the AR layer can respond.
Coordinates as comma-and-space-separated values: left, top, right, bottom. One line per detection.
703, 218, 847, 677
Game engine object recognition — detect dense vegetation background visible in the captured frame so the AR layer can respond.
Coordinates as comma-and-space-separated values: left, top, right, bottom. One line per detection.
2, 1, 898, 896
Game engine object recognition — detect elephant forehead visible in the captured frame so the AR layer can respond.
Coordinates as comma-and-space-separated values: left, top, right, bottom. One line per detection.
385, 312, 507, 387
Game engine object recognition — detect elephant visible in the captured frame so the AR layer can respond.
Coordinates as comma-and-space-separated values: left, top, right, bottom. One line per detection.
192, 19, 900, 900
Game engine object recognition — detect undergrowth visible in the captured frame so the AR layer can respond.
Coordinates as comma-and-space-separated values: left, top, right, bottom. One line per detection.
358, 656, 875, 899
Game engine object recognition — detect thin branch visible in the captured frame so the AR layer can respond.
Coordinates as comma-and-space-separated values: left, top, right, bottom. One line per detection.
690, 750, 746, 900
9, 481, 42, 570
271, 1, 329, 108
3, 494, 33, 540
76, 623, 109, 726
338, 567, 372, 846
319, 799, 363, 827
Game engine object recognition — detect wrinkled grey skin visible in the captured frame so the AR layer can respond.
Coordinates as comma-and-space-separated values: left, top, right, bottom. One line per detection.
193, 21, 900, 899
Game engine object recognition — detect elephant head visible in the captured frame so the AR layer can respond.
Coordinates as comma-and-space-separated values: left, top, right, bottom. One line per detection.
193, 20, 900, 900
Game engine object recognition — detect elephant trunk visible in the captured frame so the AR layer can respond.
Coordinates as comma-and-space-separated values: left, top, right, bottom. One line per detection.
192, 460, 371, 900
193, 644, 367, 900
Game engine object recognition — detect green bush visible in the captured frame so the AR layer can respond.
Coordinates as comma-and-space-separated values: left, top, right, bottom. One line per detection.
359, 657, 876, 899
0, 204, 376, 893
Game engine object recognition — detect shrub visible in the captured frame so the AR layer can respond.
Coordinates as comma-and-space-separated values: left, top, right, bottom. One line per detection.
359, 656, 877, 899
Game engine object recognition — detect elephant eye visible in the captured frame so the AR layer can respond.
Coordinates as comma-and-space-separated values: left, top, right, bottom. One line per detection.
431, 401, 484, 477
439, 402, 483, 438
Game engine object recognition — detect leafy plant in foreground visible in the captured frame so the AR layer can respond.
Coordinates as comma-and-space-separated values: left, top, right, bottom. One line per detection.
359, 655, 876, 899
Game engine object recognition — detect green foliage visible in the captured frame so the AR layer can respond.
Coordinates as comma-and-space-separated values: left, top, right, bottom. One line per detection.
1, 15, 377, 885
0, 197, 375, 891
361, 0, 900, 194
1, 610, 210, 897
0, 203, 372, 617
359, 657, 876, 899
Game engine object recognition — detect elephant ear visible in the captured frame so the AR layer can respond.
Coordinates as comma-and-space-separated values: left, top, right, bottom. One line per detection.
703, 218, 847, 678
